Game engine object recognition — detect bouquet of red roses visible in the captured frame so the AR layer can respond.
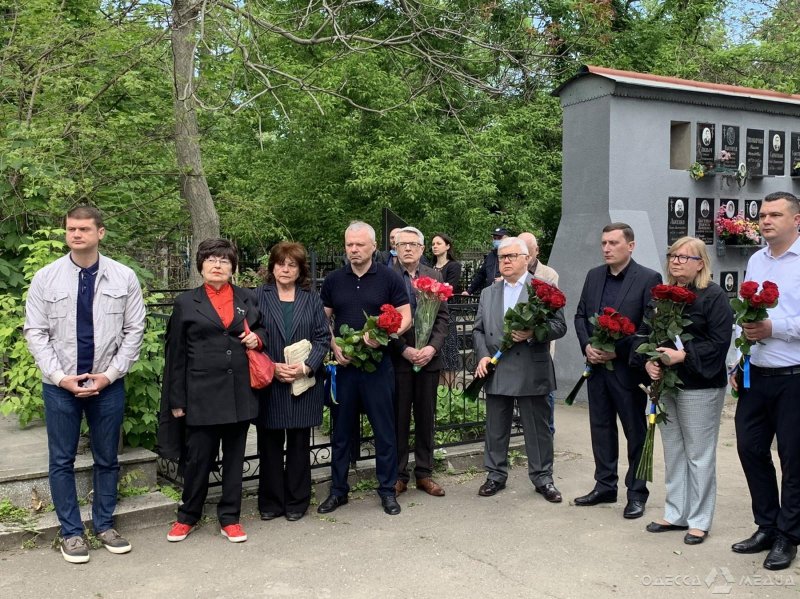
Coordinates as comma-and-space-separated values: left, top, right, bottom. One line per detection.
564, 308, 636, 405
634, 284, 697, 481
411, 276, 454, 372
335, 304, 403, 372
731, 280, 779, 390
464, 278, 566, 400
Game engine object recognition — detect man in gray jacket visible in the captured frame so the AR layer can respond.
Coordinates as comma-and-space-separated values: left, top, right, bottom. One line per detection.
24, 205, 145, 564
473, 237, 567, 502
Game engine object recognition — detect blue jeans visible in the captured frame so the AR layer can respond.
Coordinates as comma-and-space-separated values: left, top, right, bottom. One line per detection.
43, 379, 125, 538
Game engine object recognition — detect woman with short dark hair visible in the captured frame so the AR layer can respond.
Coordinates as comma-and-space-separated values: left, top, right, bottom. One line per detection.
159, 238, 266, 544
255, 242, 330, 521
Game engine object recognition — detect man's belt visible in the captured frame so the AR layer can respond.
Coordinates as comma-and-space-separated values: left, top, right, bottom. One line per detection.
751, 364, 800, 377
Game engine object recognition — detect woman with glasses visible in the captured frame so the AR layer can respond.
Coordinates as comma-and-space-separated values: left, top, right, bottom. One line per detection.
158, 239, 266, 544
632, 236, 733, 545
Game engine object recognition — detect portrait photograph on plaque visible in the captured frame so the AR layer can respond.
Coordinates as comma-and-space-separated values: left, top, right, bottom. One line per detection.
695, 197, 715, 245
791, 132, 800, 176
768, 130, 785, 176
696, 123, 716, 168
721, 271, 739, 299
668, 196, 689, 245
721, 125, 740, 168
745, 199, 761, 223
746, 128, 764, 175
722, 198, 739, 219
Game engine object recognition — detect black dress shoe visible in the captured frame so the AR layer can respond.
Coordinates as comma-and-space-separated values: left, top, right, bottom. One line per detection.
731, 529, 776, 554
260, 511, 284, 521
285, 511, 305, 522
684, 531, 708, 545
535, 483, 563, 503
478, 479, 506, 497
623, 500, 646, 519
317, 494, 348, 514
764, 537, 797, 570
573, 490, 617, 506
646, 521, 689, 533
381, 495, 401, 515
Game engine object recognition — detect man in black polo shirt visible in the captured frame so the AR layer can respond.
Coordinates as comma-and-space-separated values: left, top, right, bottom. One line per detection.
318, 221, 412, 516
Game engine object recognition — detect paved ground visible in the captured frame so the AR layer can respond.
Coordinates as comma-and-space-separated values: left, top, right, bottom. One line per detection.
1, 400, 797, 599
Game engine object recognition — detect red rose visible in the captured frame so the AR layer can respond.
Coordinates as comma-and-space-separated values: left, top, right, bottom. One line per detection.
603, 307, 616, 316
548, 289, 566, 310
759, 287, 779, 306
739, 281, 759, 300
762, 281, 778, 292
597, 315, 611, 329
606, 319, 621, 334
651, 284, 672, 300
377, 304, 402, 334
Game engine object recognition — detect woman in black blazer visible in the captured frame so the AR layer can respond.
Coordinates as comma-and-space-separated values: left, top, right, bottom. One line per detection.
431, 233, 462, 383
159, 239, 266, 544
255, 242, 330, 522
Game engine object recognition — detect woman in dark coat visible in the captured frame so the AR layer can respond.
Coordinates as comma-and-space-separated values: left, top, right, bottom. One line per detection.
255, 242, 331, 521
159, 239, 266, 544
431, 233, 462, 383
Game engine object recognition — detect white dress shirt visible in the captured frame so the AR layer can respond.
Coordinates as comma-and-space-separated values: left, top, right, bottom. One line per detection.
502, 272, 529, 314
745, 235, 800, 367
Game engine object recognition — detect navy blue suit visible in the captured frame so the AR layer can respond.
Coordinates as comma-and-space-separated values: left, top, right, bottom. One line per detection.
574, 259, 662, 501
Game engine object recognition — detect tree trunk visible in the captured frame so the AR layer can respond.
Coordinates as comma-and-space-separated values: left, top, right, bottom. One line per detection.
171, 0, 219, 287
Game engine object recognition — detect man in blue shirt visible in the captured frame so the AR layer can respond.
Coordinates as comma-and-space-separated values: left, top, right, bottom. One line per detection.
318, 221, 412, 515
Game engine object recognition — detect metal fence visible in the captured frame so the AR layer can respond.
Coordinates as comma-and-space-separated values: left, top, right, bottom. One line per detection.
155, 254, 521, 488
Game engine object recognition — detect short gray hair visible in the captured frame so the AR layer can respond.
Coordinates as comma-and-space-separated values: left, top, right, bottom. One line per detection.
498, 237, 528, 255
397, 226, 424, 246
345, 221, 376, 242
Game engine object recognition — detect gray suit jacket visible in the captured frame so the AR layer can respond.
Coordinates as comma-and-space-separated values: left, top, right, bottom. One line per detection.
473, 274, 567, 397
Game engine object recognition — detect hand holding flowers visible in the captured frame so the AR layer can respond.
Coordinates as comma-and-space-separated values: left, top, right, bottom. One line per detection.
411, 276, 454, 372
334, 304, 403, 372
731, 280, 779, 390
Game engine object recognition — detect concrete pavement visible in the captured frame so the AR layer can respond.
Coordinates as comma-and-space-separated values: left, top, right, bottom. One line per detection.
0, 399, 796, 599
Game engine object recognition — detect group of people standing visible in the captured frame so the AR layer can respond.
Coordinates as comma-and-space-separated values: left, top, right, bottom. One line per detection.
22, 191, 800, 574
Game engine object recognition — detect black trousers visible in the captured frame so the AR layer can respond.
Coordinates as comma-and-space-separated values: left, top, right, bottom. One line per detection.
736, 370, 800, 544
586, 368, 649, 501
257, 426, 312, 514
394, 367, 439, 483
178, 420, 250, 527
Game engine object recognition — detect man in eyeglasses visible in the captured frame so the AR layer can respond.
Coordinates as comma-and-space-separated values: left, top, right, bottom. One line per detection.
389, 227, 449, 498
24, 205, 146, 563
473, 237, 566, 502
573, 223, 662, 520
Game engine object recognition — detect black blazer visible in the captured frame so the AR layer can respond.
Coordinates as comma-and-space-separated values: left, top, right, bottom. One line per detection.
467, 250, 499, 294
435, 260, 463, 294
388, 264, 450, 373
255, 284, 331, 429
574, 259, 662, 389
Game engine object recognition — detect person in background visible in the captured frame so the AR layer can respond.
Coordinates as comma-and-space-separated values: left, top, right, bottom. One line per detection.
431, 233, 462, 386
255, 242, 330, 522
159, 239, 266, 544
632, 236, 733, 545
463, 227, 508, 295
24, 205, 145, 564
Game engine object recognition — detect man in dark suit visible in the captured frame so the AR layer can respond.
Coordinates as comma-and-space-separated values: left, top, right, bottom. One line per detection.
390, 227, 450, 497
473, 237, 567, 502
573, 223, 662, 519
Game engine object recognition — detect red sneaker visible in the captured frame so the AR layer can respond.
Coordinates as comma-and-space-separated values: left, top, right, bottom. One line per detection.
167, 522, 194, 542
220, 523, 247, 543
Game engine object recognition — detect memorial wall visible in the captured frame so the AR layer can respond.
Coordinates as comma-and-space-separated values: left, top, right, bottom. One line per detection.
549, 66, 800, 399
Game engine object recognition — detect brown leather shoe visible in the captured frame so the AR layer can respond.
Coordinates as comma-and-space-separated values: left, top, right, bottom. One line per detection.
416, 478, 445, 497
394, 480, 408, 495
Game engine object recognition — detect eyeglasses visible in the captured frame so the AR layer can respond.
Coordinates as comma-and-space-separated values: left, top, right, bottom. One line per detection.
396, 242, 423, 249
666, 254, 702, 264
205, 257, 232, 266
498, 253, 526, 262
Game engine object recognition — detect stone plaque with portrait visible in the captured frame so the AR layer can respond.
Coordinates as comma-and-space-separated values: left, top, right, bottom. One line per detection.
720, 271, 739, 299
768, 130, 785, 176
668, 196, 689, 245
721, 198, 739, 220
721, 125, 739, 168
695, 197, 715, 245
744, 199, 761, 223
696, 123, 715, 168
746, 129, 764, 175
791, 132, 800, 176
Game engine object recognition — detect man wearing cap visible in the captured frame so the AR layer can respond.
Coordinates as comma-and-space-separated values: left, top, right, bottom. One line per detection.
463, 228, 508, 295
